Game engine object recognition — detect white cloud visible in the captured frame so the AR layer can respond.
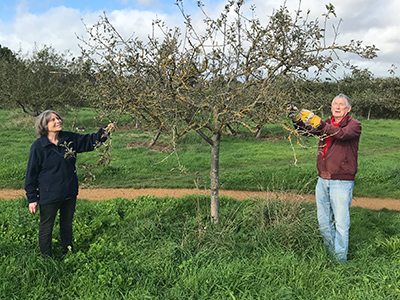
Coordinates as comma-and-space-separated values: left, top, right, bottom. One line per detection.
246, 0, 400, 77
0, 0, 399, 77
0, 6, 88, 55
322, 0, 400, 77
0, 5, 163, 57
106, 9, 163, 40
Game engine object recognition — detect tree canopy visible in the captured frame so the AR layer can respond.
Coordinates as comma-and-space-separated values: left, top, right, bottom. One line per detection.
0, 45, 85, 116
78, 0, 379, 223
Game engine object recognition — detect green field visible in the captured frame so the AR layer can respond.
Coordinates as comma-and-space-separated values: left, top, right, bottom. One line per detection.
1, 195, 400, 299
1, 109, 400, 299
0, 108, 399, 198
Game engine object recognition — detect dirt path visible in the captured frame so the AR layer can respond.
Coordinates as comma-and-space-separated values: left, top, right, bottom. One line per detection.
1, 188, 400, 211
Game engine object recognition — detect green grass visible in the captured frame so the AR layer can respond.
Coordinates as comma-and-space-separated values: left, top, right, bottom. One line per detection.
1, 196, 400, 299
0, 108, 399, 198
1, 108, 400, 299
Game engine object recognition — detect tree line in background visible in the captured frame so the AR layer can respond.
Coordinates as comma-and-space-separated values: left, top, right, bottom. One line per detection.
0, 45, 86, 116
294, 70, 400, 120
1, 45, 398, 121
0, 1, 397, 223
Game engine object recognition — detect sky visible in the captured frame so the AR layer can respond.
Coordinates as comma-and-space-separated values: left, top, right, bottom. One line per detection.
0, 0, 399, 78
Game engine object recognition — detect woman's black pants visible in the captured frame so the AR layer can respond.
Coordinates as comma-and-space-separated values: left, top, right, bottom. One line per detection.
38, 197, 77, 257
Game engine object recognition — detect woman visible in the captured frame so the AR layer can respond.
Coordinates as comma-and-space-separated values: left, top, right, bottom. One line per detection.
25, 110, 114, 257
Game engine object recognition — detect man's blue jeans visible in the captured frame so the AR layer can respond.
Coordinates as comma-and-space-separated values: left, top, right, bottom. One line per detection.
38, 197, 77, 257
316, 177, 354, 262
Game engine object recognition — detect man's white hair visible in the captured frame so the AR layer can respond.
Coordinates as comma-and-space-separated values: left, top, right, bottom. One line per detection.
332, 94, 351, 107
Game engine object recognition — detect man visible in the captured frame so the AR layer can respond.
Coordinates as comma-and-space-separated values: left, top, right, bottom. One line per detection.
288, 94, 362, 262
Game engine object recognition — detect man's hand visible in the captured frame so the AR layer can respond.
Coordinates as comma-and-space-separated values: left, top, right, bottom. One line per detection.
29, 202, 38, 214
299, 109, 322, 128
288, 104, 321, 128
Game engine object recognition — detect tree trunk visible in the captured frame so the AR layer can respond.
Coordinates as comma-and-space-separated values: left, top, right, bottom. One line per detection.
194, 128, 221, 225
149, 126, 162, 147
210, 132, 221, 225
71, 109, 78, 131
255, 125, 263, 139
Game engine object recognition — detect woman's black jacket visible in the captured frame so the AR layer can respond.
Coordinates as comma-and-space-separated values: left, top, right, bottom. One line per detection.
25, 128, 107, 205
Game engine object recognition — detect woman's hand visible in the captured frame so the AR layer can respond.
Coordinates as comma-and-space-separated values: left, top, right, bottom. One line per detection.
106, 123, 115, 130
29, 202, 38, 214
